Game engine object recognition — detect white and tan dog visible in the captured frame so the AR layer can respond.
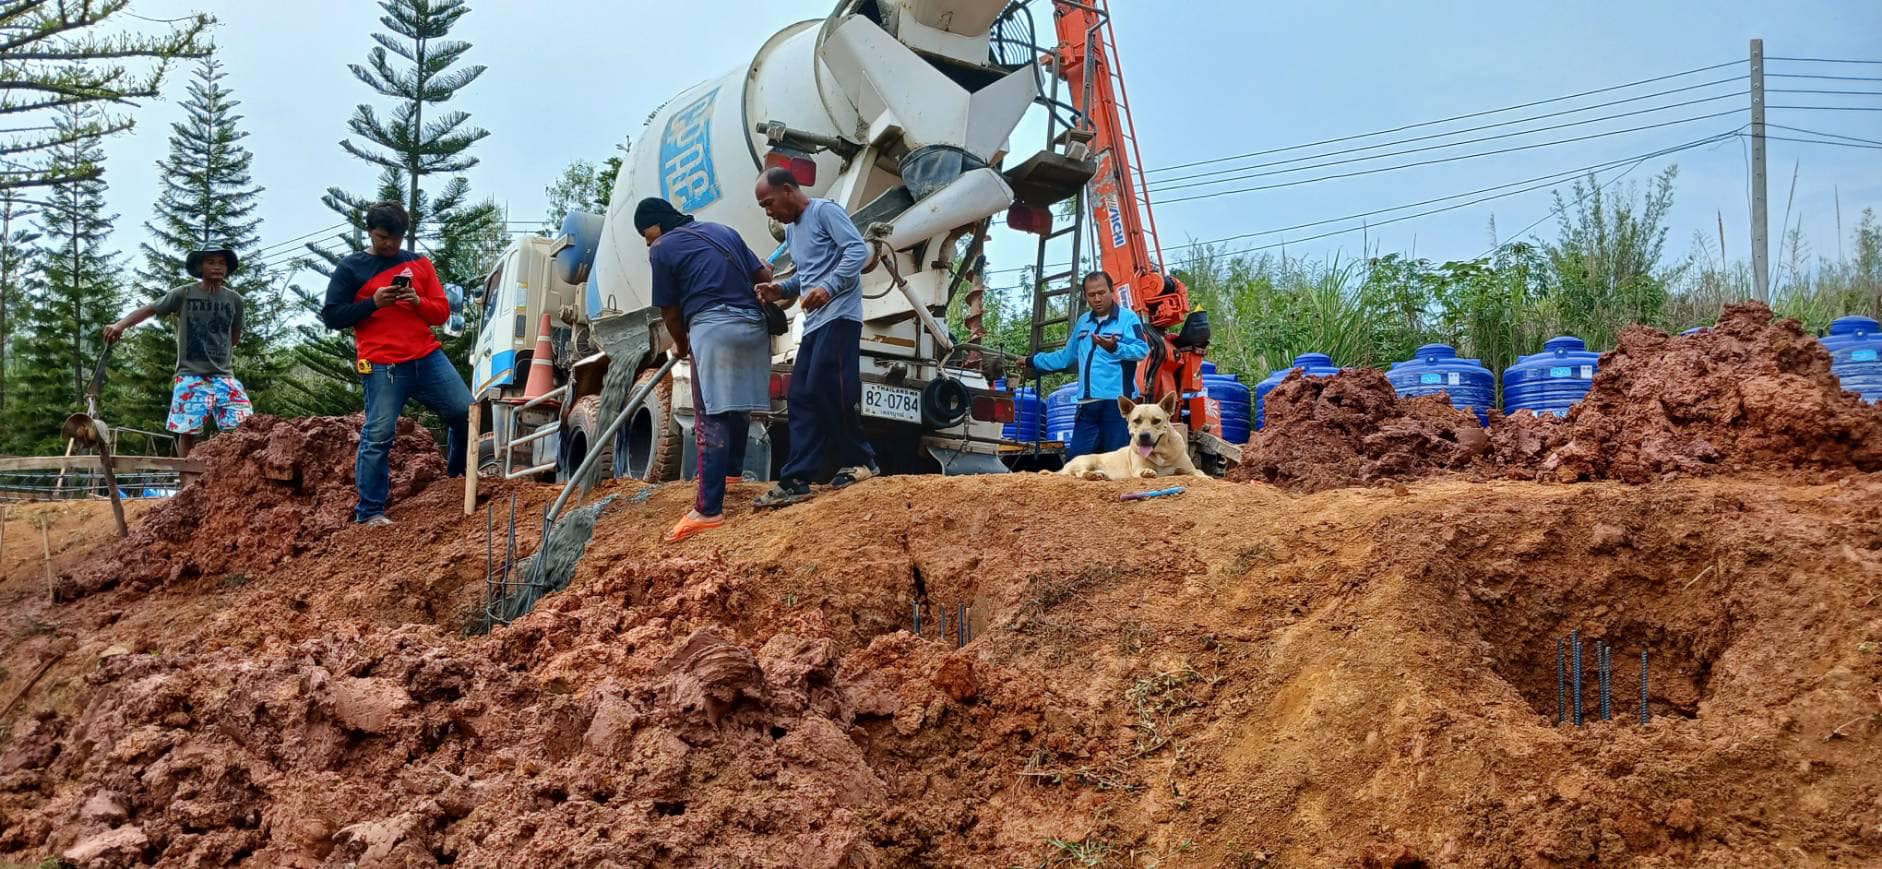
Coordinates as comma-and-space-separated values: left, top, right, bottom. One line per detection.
1053, 393, 1211, 481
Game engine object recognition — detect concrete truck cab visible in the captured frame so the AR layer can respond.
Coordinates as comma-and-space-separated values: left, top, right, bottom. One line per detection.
470, 0, 1073, 486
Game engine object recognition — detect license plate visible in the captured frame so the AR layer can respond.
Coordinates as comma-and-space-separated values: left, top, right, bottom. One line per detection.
862, 382, 921, 423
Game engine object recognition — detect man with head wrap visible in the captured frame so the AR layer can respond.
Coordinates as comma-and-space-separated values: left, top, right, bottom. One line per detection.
636, 197, 777, 543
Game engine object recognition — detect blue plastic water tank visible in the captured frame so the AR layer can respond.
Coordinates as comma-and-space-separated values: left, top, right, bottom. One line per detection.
996, 379, 1047, 441
1503, 336, 1601, 417
1388, 344, 1495, 424
1253, 353, 1341, 430
1200, 361, 1253, 444
1045, 383, 1080, 443
551, 211, 605, 286
1823, 315, 1882, 403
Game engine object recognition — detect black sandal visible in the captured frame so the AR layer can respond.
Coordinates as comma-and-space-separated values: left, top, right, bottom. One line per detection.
754, 480, 813, 509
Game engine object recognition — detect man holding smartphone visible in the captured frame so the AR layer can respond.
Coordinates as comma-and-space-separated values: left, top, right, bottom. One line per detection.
1019, 271, 1149, 459
320, 200, 471, 526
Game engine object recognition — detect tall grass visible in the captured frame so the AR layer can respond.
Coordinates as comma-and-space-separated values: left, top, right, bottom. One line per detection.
963, 179, 1878, 405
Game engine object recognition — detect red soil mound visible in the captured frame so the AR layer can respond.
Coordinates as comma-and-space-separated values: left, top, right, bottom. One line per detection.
57, 414, 444, 599
1230, 367, 1490, 491
1542, 302, 1882, 482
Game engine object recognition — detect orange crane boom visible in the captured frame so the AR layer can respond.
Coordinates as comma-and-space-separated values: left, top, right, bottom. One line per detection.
1047, 0, 1212, 435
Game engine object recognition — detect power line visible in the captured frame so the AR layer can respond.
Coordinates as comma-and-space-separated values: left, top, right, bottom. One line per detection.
1766, 88, 1882, 97
1768, 56, 1882, 64
1149, 90, 1745, 192
1164, 134, 1736, 254
1768, 73, 1882, 83
1748, 133, 1882, 151
984, 130, 1738, 278
1154, 109, 1741, 205
1765, 122, 1882, 146
1146, 76, 1745, 187
1142, 59, 1740, 175
1186, 133, 1734, 265
1768, 104, 1882, 111
1472, 152, 1670, 260
252, 221, 349, 255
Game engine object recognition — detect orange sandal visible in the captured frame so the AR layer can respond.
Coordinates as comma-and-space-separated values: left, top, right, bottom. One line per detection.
663, 512, 725, 544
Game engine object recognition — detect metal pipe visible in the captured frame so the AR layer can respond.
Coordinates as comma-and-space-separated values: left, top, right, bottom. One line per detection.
504, 493, 517, 587
957, 603, 966, 648
1571, 630, 1582, 727
519, 383, 570, 412
870, 237, 955, 356
546, 354, 681, 524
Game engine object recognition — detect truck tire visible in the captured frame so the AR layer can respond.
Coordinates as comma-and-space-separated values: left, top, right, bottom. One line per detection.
560, 395, 610, 483
618, 369, 681, 482
476, 433, 501, 478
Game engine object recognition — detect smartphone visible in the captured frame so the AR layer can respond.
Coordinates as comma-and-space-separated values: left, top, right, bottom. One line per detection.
392, 275, 413, 289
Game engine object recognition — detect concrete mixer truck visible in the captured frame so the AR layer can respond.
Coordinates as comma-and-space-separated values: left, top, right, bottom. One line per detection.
465, 0, 1095, 487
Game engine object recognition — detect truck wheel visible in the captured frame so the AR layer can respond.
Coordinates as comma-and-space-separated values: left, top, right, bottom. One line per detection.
618, 369, 681, 482
476, 433, 501, 478
560, 395, 611, 483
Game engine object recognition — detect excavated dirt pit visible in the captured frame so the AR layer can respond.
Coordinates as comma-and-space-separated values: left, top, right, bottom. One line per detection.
1, 304, 1880, 866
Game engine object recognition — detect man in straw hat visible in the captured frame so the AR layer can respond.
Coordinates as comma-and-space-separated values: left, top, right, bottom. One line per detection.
105, 244, 252, 456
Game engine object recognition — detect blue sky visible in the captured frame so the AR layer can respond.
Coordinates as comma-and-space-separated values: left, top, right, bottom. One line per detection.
98, 0, 1882, 296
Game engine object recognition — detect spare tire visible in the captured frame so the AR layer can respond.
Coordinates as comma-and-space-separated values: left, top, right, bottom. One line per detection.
559, 394, 609, 483
921, 376, 971, 430
617, 369, 682, 482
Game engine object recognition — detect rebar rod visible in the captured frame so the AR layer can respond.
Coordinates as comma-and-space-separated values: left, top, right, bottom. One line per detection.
1640, 650, 1650, 725
1572, 630, 1583, 727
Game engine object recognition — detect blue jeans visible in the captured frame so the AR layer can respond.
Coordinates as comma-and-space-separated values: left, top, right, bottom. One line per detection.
779, 319, 875, 484
691, 372, 749, 517
355, 348, 471, 521
1067, 399, 1129, 459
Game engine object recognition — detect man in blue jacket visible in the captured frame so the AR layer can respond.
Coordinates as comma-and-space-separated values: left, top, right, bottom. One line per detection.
1024, 271, 1150, 458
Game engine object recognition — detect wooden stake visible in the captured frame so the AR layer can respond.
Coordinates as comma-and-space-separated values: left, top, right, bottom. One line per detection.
464, 403, 481, 516
0, 654, 61, 719
50, 437, 77, 498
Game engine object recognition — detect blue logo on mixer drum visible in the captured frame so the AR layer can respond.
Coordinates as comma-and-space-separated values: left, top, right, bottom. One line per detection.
660, 88, 722, 211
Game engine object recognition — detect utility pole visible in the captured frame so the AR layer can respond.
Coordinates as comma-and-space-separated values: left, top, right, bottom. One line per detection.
1749, 38, 1769, 303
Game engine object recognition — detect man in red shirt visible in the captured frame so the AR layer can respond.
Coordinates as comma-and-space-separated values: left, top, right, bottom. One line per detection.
320, 201, 471, 526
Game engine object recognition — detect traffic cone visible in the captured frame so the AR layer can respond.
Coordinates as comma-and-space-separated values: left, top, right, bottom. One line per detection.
522, 313, 557, 401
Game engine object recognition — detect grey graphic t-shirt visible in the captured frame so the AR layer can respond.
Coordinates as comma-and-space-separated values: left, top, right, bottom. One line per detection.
152, 283, 244, 376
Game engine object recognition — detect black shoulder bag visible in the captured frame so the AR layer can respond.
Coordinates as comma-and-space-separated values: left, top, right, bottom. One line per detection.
675, 224, 790, 336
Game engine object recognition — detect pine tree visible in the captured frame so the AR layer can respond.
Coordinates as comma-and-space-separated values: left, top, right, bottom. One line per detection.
0, 189, 40, 421
8, 104, 122, 452
121, 57, 284, 435
286, 0, 501, 416
0, 1, 211, 192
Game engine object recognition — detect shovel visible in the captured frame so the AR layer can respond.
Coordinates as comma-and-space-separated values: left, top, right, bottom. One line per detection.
58, 343, 128, 538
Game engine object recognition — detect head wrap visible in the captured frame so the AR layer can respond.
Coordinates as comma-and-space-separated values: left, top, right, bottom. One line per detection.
633, 197, 694, 234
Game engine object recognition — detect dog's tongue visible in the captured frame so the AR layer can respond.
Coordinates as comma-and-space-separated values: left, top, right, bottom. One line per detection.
1136, 444, 1154, 458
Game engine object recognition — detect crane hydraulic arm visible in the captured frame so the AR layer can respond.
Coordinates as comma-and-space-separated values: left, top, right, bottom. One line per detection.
1047, 0, 1211, 434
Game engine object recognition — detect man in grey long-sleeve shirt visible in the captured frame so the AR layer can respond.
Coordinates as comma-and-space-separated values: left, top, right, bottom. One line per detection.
753, 167, 877, 507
